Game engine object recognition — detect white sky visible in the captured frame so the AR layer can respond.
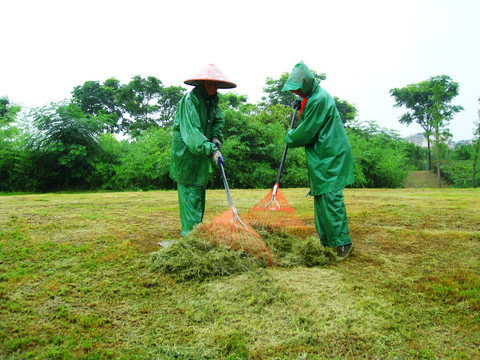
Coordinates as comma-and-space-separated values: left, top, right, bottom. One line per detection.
1, 0, 479, 141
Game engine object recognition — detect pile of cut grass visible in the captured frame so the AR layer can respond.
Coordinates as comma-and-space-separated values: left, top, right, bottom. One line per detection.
151, 230, 337, 282
151, 236, 259, 281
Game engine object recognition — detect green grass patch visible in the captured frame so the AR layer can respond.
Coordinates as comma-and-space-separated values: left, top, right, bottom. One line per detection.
404, 170, 448, 188
418, 269, 480, 310
0, 189, 479, 359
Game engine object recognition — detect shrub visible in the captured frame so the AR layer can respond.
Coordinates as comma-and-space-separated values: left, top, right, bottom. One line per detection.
439, 160, 479, 188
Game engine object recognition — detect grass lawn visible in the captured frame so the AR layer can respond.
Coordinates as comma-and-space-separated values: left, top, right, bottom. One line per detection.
404, 170, 447, 188
1, 188, 479, 359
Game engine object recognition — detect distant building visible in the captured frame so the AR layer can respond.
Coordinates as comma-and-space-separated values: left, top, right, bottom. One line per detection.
404, 133, 472, 148
454, 139, 473, 147
404, 133, 429, 147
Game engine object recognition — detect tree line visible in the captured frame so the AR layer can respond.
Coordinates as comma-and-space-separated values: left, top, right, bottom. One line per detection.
1, 71, 478, 193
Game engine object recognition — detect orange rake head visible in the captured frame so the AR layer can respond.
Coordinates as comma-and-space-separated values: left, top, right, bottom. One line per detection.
200, 161, 275, 265
245, 97, 311, 237
197, 207, 274, 266
245, 184, 312, 237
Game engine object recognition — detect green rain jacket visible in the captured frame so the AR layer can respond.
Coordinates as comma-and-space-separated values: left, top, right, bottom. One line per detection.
170, 86, 224, 186
282, 61, 354, 196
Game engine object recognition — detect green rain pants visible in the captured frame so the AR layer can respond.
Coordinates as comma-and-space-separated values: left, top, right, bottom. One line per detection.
314, 189, 352, 248
177, 183, 206, 236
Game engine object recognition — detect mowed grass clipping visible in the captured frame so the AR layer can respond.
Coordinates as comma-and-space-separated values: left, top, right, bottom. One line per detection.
151, 232, 337, 282
0, 188, 479, 359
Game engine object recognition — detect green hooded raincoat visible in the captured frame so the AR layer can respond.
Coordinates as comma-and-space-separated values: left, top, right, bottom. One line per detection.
282, 61, 354, 195
170, 85, 224, 236
170, 86, 224, 186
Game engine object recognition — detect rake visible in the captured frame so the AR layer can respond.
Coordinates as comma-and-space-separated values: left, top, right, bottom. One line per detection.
245, 97, 311, 237
197, 161, 274, 266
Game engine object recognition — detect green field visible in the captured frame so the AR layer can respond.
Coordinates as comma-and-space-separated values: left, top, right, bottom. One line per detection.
1, 188, 479, 359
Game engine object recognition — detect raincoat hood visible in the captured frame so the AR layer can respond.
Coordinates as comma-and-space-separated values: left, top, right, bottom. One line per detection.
282, 61, 318, 97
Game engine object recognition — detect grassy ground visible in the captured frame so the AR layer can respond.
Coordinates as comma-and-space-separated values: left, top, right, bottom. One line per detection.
1, 188, 479, 359
404, 170, 447, 188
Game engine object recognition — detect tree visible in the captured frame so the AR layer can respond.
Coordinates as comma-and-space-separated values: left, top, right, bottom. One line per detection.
333, 96, 358, 125
219, 92, 248, 110
116, 76, 185, 137
31, 101, 103, 190
72, 78, 122, 134
156, 85, 186, 128
429, 78, 463, 186
0, 96, 21, 127
0, 97, 22, 191
390, 75, 463, 176
473, 98, 480, 187
72, 76, 185, 137
260, 70, 357, 126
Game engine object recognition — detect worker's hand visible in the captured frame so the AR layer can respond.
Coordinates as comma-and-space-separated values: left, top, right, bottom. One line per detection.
293, 98, 302, 110
212, 137, 223, 150
212, 150, 224, 166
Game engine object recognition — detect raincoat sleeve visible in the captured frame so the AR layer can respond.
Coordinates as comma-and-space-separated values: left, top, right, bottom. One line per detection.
177, 94, 217, 158
284, 97, 329, 147
211, 106, 225, 143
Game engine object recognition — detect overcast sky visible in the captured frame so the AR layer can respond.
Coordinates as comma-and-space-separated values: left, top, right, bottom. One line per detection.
2, 0, 479, 141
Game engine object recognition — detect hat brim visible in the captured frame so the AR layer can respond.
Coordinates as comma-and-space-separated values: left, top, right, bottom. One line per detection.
184, 79, 237, 89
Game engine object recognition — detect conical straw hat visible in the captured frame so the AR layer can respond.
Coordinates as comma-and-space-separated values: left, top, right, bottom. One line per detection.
184, 64, 237, 89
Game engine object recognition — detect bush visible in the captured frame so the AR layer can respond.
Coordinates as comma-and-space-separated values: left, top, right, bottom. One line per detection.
106, 128, 175, 190
439, 160, 479, 188
347, 122, 414, 188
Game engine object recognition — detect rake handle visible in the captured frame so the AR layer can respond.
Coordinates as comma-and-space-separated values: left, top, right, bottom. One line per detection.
219, 162, 249, 230
275, 97, 302, 185
219, 162, 234, 208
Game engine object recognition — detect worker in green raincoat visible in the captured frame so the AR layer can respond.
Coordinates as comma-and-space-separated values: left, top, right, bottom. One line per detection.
282, 61, 354, 258
170, 64, 236, 236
